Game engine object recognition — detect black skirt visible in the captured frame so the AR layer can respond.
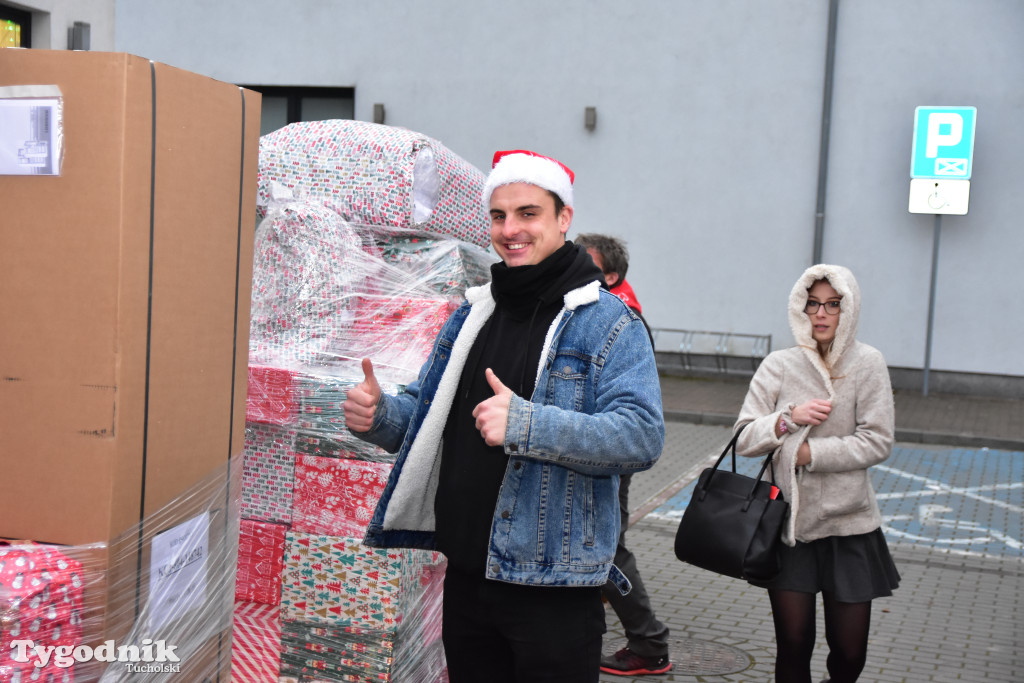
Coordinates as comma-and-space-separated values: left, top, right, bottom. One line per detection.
750, 528, 901, 603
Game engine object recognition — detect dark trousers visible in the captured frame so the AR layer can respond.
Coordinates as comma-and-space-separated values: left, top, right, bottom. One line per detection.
442, 567, 605, 683
600, 473, 671, 657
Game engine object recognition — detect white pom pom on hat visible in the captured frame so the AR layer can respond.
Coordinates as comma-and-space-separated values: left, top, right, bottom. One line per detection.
481, 149, 575, 210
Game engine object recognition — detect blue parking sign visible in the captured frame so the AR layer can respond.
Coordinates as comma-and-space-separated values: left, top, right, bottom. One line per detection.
911, 106, 977, 179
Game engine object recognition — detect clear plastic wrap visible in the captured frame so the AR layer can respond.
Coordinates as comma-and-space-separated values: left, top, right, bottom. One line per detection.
1, 457, 242, 682
242, 122, 494, 682
232, 545, 448, 683
256, 119, 490, 247
277, 535, 447, 683
290, 456, 392, 538
246, 200, 495, 461
249, 200, 494, 383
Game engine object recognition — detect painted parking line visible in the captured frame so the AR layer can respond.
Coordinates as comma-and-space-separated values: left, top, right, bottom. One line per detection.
649, 445, 1024, 560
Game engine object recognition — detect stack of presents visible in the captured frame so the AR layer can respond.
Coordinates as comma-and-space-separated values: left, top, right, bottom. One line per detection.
1, 49, 493, 682
234, 119, 495, 683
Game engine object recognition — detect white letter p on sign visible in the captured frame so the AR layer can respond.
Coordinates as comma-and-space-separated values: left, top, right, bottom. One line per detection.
926, 113, 963, 158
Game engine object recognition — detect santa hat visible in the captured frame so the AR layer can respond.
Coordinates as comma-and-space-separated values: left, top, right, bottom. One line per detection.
481, 149, 575, 209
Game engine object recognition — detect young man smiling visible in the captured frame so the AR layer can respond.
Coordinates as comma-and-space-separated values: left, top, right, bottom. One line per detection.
344, 150, 665, 683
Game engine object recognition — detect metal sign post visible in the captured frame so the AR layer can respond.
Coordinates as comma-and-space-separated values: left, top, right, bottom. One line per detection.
909, 106, 976, 396
922, 214, 941, 396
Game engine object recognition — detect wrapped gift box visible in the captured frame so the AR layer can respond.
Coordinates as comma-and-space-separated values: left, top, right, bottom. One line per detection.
0, 542, 84, 679
291, 456, 392, 538
235, 520, 288, 605
293, 374, 404, 462
376, 233, 494, 298
291, 430, 390, 464
247, 365, 298, 425
230, 601, 282, 682
257, 120, 489, 247
249, 203, 364, 369
280, 534, 402, 631
279, 622, 394, 683
242, 423, 298, 524
348, 296, 459, 374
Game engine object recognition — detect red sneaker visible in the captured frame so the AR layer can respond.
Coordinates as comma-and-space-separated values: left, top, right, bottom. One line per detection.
599, 647, 673, 676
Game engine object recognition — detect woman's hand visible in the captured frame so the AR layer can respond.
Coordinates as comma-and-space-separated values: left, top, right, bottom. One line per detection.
791, 398, 832, 426
796, 441, 812, 467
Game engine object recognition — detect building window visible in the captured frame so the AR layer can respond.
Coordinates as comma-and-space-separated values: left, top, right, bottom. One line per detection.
0, 5, 31, 48
242, 86, 355, 137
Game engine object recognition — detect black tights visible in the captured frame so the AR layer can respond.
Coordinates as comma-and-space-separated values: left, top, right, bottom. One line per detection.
768, 589, 871, 683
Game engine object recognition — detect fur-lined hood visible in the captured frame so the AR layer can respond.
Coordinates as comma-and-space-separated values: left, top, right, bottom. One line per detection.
787, 264, 861, 399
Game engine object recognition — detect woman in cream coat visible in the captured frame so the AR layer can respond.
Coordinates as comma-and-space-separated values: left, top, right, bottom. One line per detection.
734, 264, 900, 683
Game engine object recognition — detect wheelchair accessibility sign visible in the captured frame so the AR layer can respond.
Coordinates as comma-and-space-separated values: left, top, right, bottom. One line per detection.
911, 106, 976, 179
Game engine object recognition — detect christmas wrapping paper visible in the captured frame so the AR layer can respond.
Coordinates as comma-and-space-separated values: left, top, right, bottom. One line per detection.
295, 374, 404, 438
375, 232, 494, 298
388, 557, 447, 683
231, 601, 282, 682
280, 534, 403, 632
0, 543, 84, 682
348, 296, 459, 376
250, 211, 489, 385
291, 456, 392, 538
249, 203, 365, 369
247, 365, 299, 425
292, 373, 402, 461
294, 375, 351, 437
257, 120, 490, 247
292, 429, 391, 464
242, 423, 298, 524
279, 622, 394, 683
235, 520, 288, 605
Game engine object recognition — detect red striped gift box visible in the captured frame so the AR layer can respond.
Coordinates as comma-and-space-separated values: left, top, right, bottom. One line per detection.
230, 601, 282, 682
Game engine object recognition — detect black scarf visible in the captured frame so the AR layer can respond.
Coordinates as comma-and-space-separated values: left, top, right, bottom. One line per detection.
489, 241, 604, 320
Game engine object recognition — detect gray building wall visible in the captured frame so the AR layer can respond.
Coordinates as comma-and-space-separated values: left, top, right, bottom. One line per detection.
26, 0, 1024, 380
6, 0, 114, 50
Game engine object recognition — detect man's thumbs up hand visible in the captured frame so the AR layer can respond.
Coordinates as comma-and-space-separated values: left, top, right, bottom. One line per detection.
472, 368, 513, 447
344, 357, 382, 433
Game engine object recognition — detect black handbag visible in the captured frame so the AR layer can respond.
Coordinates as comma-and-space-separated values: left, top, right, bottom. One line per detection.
673, 426, 788, 582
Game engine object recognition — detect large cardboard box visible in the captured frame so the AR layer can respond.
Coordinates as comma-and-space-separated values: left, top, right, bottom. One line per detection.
0, 49, 259, 545
0, 51, 260, 672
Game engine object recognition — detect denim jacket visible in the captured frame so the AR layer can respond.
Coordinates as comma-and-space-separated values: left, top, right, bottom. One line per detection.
356, 280, 665, 593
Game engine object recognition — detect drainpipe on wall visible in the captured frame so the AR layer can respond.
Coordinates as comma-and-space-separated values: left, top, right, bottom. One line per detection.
812, 0, 840, 265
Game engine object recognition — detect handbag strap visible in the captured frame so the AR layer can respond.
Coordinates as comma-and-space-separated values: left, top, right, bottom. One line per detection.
700, 424, 777, 510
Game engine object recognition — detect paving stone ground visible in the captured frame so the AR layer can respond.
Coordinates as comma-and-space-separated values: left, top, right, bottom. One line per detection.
598, 380, 1024, 683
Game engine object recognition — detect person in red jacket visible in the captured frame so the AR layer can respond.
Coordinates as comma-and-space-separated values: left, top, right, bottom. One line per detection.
576, 234, 643, 315
576, 233, 671, 677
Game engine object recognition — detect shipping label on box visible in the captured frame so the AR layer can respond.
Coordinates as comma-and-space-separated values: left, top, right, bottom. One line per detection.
148, 512, 211, 633
0, 85, 63, 176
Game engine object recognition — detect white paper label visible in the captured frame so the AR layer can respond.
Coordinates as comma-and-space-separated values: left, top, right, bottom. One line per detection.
148, 512, 210, 633
0, 98, 62, 175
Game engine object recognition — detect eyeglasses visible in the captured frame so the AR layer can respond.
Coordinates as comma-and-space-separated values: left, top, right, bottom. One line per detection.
804, 300, 841, 315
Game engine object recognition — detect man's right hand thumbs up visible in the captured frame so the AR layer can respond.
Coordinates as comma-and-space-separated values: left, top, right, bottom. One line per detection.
344, 357, 382, 433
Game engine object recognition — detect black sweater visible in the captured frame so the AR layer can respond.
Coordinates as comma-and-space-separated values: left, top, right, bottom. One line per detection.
433, 242, 603, 574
